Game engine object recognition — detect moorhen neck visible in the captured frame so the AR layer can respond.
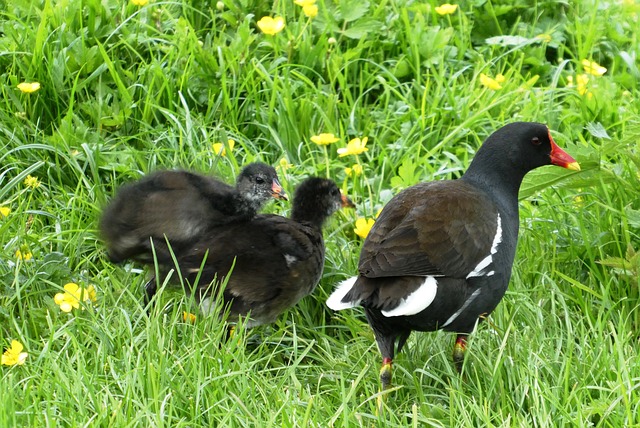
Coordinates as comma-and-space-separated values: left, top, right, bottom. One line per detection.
327, 122, 580, 392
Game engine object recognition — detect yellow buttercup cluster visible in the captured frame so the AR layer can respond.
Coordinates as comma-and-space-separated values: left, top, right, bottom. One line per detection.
54, 283, 98, 313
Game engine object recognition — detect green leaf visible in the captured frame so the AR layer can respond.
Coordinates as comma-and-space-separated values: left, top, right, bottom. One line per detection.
338, 0, 370, 23
390, 158, 418, 189
585, 122, 611, 140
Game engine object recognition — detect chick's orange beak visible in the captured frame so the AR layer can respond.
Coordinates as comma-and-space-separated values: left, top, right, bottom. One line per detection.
548, 130, 581, 171
341, 193, 355, 208
271, 179, 288, 201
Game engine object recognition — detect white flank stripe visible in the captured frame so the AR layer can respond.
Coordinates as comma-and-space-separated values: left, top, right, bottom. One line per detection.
466, 213, 503, 279
382, 276, 438, 317
326, 277, 359, 310
441, 288, 481, 328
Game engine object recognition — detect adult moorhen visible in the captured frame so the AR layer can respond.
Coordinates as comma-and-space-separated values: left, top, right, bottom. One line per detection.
174, 177, 354, 327
100, 162, 287, 264
327, 122, 580, 390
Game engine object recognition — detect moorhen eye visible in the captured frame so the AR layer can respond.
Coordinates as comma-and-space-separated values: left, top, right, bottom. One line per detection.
327, 122, 579, 396
255, 176, 265, 184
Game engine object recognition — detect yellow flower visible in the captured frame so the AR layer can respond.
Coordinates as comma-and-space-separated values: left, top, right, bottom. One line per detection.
15, 248, 32, 261
568, 74, 590, 96
479, 73, 505, 90
131, 0, 148, 5
310, 133, 340, 146
345, 164, 363, 177
354, 217, 375, 239
54, 282, 97, 313
1, 340, 28, 366
0, 206, 10, 217
17, 82, 41, 93
212, 139, 235, 156
257, 16, 285, 35
338, 137, 369, 157
581, 59, 607, 76
302, 4, 318, 17
183, 312, 197, 323
24, 175, 40, 188
435, 3, 458, 15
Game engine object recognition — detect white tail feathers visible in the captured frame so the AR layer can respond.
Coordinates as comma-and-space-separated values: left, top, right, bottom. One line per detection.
326, 276, 359, 310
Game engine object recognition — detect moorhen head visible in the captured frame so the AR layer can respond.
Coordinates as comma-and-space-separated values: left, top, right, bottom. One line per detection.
99, 162, 287, 264
173, 177, 354, 327
327, 122, 580, 391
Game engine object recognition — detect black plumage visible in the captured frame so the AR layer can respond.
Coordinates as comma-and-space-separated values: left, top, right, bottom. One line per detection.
166, 177, 354, 326
100, 162, 287, 264
327, 122, 580, 390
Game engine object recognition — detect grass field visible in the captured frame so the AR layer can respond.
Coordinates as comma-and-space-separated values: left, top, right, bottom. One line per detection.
1, 0, 639, 426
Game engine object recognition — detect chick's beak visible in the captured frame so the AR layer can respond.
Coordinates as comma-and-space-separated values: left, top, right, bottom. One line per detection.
271, 179, 289, 201
341, 193, 355, 208
548, 130, 581, 171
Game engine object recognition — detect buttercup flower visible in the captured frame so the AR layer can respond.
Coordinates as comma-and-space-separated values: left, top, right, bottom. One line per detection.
0, 206, 10, 217
354, 217, 375, 239
338, 137, 369, 157
295, 0, 319, 18
24, 175, 40, 188
311, 133, 339, 146
303, 4, 318, 17
345, 164, 363, 177
581, 59, 606, 77
568, 74, 590, 96
131, 0, 148, 5
2, 340, 28, 366
435, 3, 458, 15
213, 139, 235, 156
257, 16, 285, 35
15, 248, 32, 261
183, 312, 197, 323
54, 282, 97, 313
480, 73, 505, 90
17, 82, 41, 93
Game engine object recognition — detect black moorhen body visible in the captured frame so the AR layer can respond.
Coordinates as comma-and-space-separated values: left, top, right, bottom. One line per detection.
174, 177, 354, 327
100, 162, 287, 264
327, 122, 580, 390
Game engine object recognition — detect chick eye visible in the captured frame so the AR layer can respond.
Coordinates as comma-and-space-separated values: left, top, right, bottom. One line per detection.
531, 137, 541, 146
255, 176, 265, 184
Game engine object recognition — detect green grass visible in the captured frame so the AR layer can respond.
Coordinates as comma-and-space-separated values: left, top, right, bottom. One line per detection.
1, 0, 639, 426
